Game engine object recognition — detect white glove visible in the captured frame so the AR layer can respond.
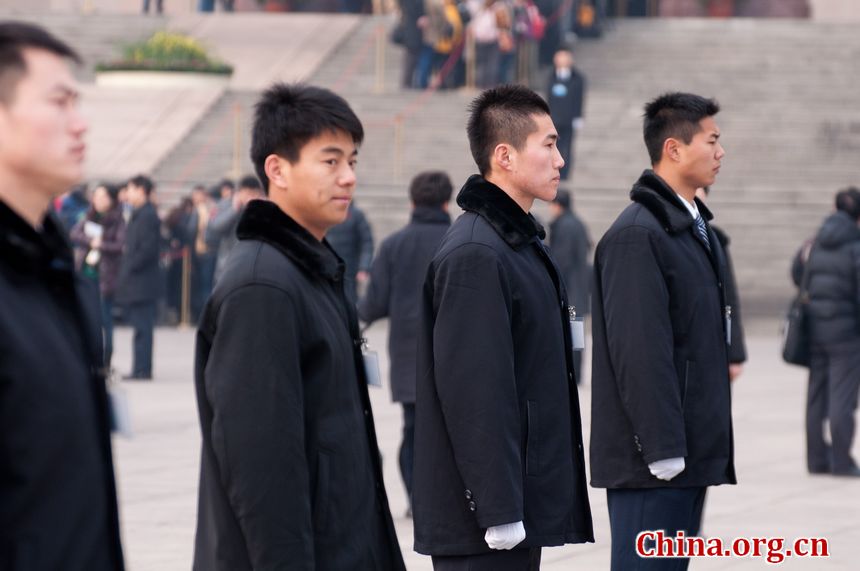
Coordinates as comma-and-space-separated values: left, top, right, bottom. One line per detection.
485, 520, 526, 550
648, 457, 685, 481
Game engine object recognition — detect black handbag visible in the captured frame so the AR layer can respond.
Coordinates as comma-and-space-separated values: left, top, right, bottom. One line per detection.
782, 242, 815, 366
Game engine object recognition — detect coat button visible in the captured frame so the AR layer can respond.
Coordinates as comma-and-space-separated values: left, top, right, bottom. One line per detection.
364, 409, 370, 417
464, 489, 472, 500
467, 500, 477, 512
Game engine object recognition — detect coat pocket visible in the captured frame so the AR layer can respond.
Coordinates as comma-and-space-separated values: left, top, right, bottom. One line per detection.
313, 450, 331, 533
526, 400, 540, 476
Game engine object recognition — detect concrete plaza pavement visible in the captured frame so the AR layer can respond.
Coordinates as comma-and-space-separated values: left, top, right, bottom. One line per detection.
110, 321, 859, 570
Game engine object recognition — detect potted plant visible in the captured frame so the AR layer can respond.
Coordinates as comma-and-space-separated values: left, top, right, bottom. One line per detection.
95, 31, 233, 88
258, 0, 291, 12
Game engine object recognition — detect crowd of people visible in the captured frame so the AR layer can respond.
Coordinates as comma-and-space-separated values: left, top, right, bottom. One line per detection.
1, 17, 857, 571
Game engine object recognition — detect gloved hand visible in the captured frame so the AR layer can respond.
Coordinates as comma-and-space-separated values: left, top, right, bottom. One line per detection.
648, 457, 685, 481
485, 520, 526, 550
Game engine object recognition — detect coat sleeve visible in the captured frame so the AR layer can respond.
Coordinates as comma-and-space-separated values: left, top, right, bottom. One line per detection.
100, 218, 126, 255
69, 218, 90, 249
356, 210, 374, 272
598, 227, 687, 464
722, 243, 747, 364
357, 239, 391, 324
430, 243, 523, 528
202, 284, 314, 569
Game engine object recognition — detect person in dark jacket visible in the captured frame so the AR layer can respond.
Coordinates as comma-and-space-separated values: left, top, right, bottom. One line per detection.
591, 93, 735, 571
208, 174, 265, 284
70, 183, 127, 369
548, 188, 591, 382
57, 183, 90, 231
326, 200, 374, 303
192, 83, 405, 571
546, 46, 585, 180
791, 188, 860, 477
358, 170, 453, 512
696, 185, 747, 377
0, 21, 124, 570
414, 85, 593, 570
116, 174, 161, 380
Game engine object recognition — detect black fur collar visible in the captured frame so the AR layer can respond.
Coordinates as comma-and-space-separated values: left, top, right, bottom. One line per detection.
0, 199, 74, 276
456, 174, 545, 249
630, 170, 714, 234
236, 200, 344, 281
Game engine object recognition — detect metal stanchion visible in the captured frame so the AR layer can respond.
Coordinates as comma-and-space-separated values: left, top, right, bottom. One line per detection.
180, 248, 192, 328
375, 26, 386, 94
393, 114, 404, 182
232, 103, 242, 179
465, 32, 476, 91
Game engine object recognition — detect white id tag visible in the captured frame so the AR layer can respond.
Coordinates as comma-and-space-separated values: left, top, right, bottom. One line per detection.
725, 305, 732, 346
108, 385, 133, 437
363, 350, 382, 387
570, 318, 586, 352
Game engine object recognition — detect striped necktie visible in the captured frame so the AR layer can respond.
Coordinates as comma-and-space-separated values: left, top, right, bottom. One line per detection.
694, 213, 711, 252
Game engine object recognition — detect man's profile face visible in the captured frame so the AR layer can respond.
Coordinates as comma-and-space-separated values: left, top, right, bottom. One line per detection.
678, 116, 724, 190
0, 48, 86, 197
277, 129, 357, 239
126, 183, 147, 208
509, 113, 564, 205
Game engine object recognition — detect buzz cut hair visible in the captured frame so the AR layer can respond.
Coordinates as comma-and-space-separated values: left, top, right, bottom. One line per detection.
643, 92, 720, 165
0, 22, 80, 104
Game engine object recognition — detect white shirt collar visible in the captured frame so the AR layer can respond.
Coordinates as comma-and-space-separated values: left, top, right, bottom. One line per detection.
675, 193, 700, 220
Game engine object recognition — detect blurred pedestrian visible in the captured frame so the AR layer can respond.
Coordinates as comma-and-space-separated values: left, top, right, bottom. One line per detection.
57, 182, 89, 231
358, 170, 453, 514
163, 196, 194, 324
193, 83, 405, 570
70, 183, 127, 370
591, 93, 733, 571
791, 187, 860, 477
142, 0, 164, 14
326, 200, 374, 303
548, 188, 591, 382
469, 0, 502, 88
398, 0, 425, 87
188, 184, 217, 320
414, 85, 593, 569
0, 21, 124, 570
547, 46, 585, 180
116, 174, 161, 381
208, 174, 265, 283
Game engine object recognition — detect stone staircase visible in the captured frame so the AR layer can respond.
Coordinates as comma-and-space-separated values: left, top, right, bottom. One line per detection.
148, 16, 860, 315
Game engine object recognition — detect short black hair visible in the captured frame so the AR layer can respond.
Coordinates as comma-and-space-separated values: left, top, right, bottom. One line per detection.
129, 174, 154, 197
409, 171, 453, 208
467, 84, 551, 176
96, 182, 121, 206
218, 178, 235, 191
835, 187, 860, 220
643, 92, 720, 165
0, 22, 80, 104
553, 188, 571, 210
250, 83, 363, 192
238, 174, 263, 191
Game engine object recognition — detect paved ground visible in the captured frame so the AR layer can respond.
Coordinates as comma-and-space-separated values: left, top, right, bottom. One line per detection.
110, 321, 859, 570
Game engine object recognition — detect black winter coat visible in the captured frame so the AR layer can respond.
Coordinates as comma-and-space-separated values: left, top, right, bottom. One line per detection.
548, 209, 592, 315
590, 170, 737, 489
326, 202, 374, 303
792, 211, 860, 346
0, 201, 124, 571
115, 202, 161, 304
358, 206, 451, 403
547, 68, 586, 130
413, 176, 594, 556
193, 200, 405, 571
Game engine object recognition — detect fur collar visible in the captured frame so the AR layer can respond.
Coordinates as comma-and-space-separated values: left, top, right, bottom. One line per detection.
236, 200, 344, 281
0, 199, 74, 276
630, 170, 714, 234
456, 175, 545, 249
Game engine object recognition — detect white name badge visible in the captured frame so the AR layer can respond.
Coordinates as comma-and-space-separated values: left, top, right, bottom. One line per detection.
363, 350, 382, 387
570, 318, 586, 352
108, 384, 133, 437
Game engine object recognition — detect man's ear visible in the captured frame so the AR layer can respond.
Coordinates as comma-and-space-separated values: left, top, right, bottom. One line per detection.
492, 143, 515, 173
663, 138, 682, 163
264, 154, 290, 192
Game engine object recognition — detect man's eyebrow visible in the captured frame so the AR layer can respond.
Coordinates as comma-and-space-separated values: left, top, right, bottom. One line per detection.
545, 133, 558, 142
320, 146, 359, 157
709, 131, 721, 140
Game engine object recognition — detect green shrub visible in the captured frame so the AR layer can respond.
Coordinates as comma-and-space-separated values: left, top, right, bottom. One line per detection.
96, 31, 233, 75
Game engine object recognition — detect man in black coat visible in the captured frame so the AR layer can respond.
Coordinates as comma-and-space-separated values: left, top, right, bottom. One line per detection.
548, 188, 592, 382
591, 93, 735, 571
192, 83, 405, 570
791, 188, 860, 477
326, 200, 374, 303
546, 46, 585, 180
0, 22, 124, 570
116, 174, 161, 380
358, 170, 453, 511
414, 85, 593, 571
